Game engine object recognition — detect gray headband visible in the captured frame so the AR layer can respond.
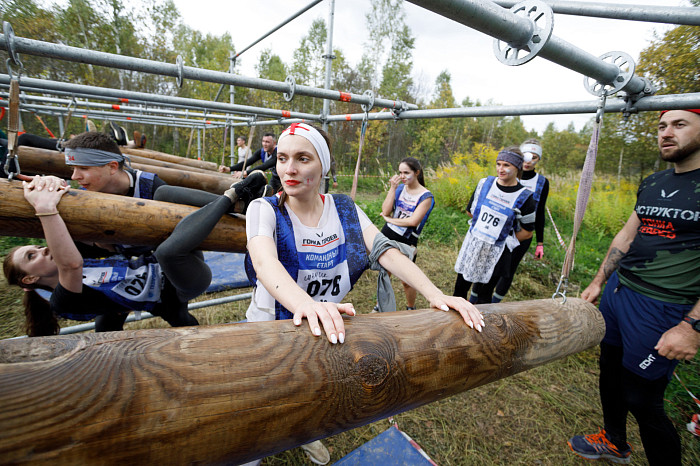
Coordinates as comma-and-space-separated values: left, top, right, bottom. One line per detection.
520, 142, 543, 159
64, 147, 129, 167
496, 150, 523, 171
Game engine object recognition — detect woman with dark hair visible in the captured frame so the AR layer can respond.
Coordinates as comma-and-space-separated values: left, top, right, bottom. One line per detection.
4, 172, 266, 336
453, 147, 537, 304
244, 122, 483, 465
378, 157, 435, 310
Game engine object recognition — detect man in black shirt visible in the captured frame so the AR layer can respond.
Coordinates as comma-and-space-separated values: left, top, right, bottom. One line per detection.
219, 132, 281, 192
569, 109, 700, 465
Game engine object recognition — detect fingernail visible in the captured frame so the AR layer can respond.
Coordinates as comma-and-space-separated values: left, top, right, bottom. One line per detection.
339, 332, 345, 344
331, 334, 337, 344
350, 308, 355, 315
314, 327, 321, 336
477, 324, 483, 332
440, 304, 449, 312
468, 321, 474, 329
293, 318, 301, 325
480, 319, 485, 327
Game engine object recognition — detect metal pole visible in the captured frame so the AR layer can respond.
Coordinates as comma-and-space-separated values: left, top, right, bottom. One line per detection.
321, 0, 336, 133
233, 0, 324, 60
229, 52, 236, 167
197, 128, 201, 160
0, 75, 321, 121
0, 30, 417, 111
494, 1, 700, 26
405, 0, 648, 94
230, 93, 700, 124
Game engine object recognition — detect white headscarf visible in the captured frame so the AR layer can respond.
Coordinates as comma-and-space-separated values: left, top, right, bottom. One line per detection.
277, 123, 331, 176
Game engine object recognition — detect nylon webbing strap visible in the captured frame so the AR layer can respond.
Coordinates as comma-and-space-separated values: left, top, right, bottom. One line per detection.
4, 79, 20, 179
553, 112, 603, 302
350, 113, 368, 201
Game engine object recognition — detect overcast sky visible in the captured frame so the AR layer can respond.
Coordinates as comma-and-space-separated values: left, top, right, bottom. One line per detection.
172, 0, 681, 133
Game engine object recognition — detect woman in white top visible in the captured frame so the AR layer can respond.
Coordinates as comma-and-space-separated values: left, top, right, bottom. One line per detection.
236, 135, 253, 164
245, 123, 484, 343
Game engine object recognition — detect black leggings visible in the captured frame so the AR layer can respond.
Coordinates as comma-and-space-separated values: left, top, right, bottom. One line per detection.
493, 237, 532, 300
154, 192, 233, 303
453, 273, 500, 304
599, 342, 680, 465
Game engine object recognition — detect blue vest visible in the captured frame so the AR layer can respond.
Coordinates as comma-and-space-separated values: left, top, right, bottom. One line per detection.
132, 170, 158, 200
245, 194, 369, 320
393, 184, 435, 239
470, 176, 532, 245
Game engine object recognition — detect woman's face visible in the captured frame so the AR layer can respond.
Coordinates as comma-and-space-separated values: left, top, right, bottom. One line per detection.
277, 135, 323, 197
398, 162, 416, 185
12, 245, 58, 285
522, 153, 540, 171
496, 160, 518, 182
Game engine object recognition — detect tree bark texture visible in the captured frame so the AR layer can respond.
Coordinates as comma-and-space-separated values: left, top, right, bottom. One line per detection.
14, 146, 233, 194
0, 299, 604, 464
121, 147, 219, 171
0, 179, 246, 252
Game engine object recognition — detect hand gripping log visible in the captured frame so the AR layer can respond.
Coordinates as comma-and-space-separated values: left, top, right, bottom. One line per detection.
0, 299, 604, 464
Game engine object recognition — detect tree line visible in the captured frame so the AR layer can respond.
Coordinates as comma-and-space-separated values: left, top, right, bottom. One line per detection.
2, 0, 698, 180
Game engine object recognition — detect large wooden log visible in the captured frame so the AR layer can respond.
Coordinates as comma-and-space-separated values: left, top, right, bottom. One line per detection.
125, 153, 231, 176
121, 147, 219, 171
15, 146, 233, 194
0, 178, 246, 252
0, 299, 604, 464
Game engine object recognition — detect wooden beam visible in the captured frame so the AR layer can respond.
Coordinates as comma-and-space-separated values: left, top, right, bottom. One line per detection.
15, 146, 233, 194
0, 299, 604, 464
124, 153, 231, 176
0, 179, 246, 252
121, 147, 219, 171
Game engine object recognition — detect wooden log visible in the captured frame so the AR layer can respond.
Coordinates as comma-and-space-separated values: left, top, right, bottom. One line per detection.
15, 146, 233, 194
0, 299, 604, 465
121, 147, 219, 171
125, 153, 232, 176
0, 178, 246, 252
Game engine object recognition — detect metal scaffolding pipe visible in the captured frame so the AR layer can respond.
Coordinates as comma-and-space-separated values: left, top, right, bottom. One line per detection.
494, 1, 700, 26
232, 93, 700, 125
405, 0, 647, 94
0, 75, 320, 121
0, 30, 417, 111
3, 102, 228, 129
233, 0, 324, 60
1, 92, 248, 122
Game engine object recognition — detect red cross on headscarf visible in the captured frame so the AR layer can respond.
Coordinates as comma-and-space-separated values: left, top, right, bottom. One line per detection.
288, 123, 310, 135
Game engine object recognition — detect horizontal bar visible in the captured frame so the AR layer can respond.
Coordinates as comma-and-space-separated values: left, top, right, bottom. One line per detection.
0, 75, 320, 121
494, 1, 700, 26
0, 32, 417, 111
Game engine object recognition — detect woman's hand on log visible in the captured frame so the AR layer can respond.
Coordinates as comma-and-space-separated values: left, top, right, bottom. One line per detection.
430, 295, 484, 332
292, 301, 356, 344
23, 175, 70, 213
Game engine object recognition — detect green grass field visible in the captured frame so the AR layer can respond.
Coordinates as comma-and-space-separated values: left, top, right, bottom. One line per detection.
1, 167, 698, 465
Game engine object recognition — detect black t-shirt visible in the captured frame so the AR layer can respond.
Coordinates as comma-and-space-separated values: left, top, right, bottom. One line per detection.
51, 283, 129, 318
618, 167, 700, 304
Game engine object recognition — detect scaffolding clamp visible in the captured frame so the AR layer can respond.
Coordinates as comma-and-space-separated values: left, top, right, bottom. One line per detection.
3, 22, 21, 68
360, 89, 374, 113
283, 76, 296, 102
621, 77, 656, 119
176, 55, 185, 88
584, 51, 635, 97
391, 100, 408, 119
493, 0, 554, 66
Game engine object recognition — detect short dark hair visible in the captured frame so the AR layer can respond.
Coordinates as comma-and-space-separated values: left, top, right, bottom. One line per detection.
63, 131, 122, 155
62, 132, 124, 168
237, 135, 247, 143
262, 132, 276, 141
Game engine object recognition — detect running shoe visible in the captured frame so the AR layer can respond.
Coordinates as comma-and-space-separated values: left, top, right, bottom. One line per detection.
300, 440, 330, 465
568, 428, 632, 464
